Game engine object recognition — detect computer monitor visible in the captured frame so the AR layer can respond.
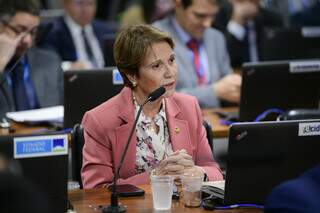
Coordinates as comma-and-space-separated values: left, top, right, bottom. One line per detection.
239, 60, 320, 121
0, 133, 69, 213
224, 119, 320, 205
64, 67, 124, 128
261, 26, 320, 61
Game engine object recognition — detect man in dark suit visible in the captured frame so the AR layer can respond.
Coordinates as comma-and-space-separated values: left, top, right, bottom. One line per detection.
224, 0, 283, 68
0, 0, 63, 118
265, 165, 320, 213
40, 0, 117, 69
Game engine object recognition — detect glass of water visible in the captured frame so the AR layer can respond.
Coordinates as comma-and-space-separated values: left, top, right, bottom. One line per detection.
150, 174, 174, 210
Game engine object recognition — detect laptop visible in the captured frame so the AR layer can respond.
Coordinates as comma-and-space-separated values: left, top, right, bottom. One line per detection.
223, 119, 320, 205
64, 67, 124, 128
239, 60, 320, 121
261, 27, 320, 61
0, 133, 69, 213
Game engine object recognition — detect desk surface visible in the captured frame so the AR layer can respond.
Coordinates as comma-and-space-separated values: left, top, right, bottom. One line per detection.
69, 185, 262, 213
1, 107, 237, 138
203, 107, 237, 138
0, 121, 53, 136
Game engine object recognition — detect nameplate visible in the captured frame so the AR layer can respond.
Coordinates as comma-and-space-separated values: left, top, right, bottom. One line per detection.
302, 26, 320, 38
113, 69, 124, 85
290, 61, 320, 73
14, 134, 68, 159
299, 122, 320, 136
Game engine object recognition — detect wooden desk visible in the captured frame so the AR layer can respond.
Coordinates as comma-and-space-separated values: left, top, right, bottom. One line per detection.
69, 185, 262, 213
0, 121, 53, 136
203, 107, 237, 138
2, 107, 237, 138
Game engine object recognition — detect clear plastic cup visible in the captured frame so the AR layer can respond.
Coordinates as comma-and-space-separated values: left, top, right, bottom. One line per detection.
181, 174, 203, 207
150, 174, 174, 210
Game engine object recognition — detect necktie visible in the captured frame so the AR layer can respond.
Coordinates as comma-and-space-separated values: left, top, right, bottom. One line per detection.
186, 39, 206, 85
81, 29, 97, 67
243, 25, 250, 63
11, 61, 30, 111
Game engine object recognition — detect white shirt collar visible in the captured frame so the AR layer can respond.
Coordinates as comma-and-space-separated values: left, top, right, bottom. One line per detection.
171, 16, 192, 44
64, 15, 93, 35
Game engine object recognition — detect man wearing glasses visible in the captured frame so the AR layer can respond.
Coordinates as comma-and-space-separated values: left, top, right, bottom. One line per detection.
0, 0, 63, 118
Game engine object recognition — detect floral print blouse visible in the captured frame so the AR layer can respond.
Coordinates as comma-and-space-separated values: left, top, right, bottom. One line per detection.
133, 96, 173, 174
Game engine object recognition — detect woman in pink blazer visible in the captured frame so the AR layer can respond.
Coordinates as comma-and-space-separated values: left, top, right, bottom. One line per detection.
81, 25, 223, 188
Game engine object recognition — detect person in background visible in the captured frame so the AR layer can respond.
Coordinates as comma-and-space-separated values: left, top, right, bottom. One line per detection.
81, 24, 223, 188
225, 0, 283, 68
264, 164, 320, 213
153, 0, 241, 108
121, 0, 174, 27
39, 0, 117, 70
0, 0, 63, 118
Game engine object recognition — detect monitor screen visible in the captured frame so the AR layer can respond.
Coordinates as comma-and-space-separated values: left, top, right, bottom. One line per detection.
225, 119, 320, 204
0, 133, 68, 213
239, 60, 320, 121
64, 67, 124, 128
261, 26, 320, 61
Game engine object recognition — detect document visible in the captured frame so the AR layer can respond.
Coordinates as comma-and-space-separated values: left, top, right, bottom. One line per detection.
6, 106, 64, 123
202, 180, 225, 190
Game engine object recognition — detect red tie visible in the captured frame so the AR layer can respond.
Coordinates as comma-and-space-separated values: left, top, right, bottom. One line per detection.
186, 39, 206, 85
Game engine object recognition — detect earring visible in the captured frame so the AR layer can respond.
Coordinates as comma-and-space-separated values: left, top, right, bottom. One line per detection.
131, 81, 137, 87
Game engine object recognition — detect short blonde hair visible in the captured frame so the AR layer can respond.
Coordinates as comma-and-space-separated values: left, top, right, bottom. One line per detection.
113, 24, 175, 88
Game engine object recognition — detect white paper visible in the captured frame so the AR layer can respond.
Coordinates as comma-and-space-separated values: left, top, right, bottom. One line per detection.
202, 180, 225, 190
6, 106, 64, 123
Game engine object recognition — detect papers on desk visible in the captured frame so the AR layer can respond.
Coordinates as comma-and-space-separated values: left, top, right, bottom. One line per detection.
6, 106, 64, 124
202, 180, 225, 190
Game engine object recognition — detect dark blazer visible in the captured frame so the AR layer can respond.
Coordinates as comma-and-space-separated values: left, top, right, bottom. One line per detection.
0, 47, 63, 118
225, 8, 283, 68
39, 17, 116, 63
265, 165, 320, 213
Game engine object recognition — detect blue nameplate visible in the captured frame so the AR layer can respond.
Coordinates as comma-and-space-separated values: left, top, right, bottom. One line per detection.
113, 69, 124, 85
14, 134, 68, 159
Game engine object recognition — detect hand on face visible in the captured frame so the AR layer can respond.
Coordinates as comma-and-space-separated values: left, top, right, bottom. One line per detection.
231, 0, 259, 25
213, 73, 242, 103
155, 149, 195, 179
0, 32, 24, 71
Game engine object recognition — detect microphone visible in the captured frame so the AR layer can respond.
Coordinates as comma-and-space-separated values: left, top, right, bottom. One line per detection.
145, 86, 166, 103
102, 86, 166, 213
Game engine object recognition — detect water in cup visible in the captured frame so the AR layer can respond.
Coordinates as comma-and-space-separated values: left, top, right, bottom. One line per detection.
151, 175, 174, 210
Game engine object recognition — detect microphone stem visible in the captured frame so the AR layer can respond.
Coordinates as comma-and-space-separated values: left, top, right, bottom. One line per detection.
110, 98, 149, 204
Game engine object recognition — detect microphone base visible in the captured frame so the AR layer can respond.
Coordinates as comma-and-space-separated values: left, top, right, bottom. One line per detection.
101, 204, 126, 213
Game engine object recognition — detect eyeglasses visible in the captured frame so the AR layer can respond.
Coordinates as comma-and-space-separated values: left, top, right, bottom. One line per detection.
1, 20, 38, 37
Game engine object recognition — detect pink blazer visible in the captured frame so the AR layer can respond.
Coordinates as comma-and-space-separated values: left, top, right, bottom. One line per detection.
81, 87, 223, 188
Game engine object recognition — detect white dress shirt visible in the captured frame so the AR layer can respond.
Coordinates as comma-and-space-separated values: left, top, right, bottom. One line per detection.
227, 20, 259, 62
64, 15, 105, 68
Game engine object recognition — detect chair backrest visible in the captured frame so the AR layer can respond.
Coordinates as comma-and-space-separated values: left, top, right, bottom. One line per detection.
72, 122, 213, 188
71, 124, 84, 188
203, 121, 214, 154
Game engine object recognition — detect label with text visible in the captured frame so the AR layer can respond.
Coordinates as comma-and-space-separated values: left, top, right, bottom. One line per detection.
14, 134, 68, 159
299, 122, 320, 136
